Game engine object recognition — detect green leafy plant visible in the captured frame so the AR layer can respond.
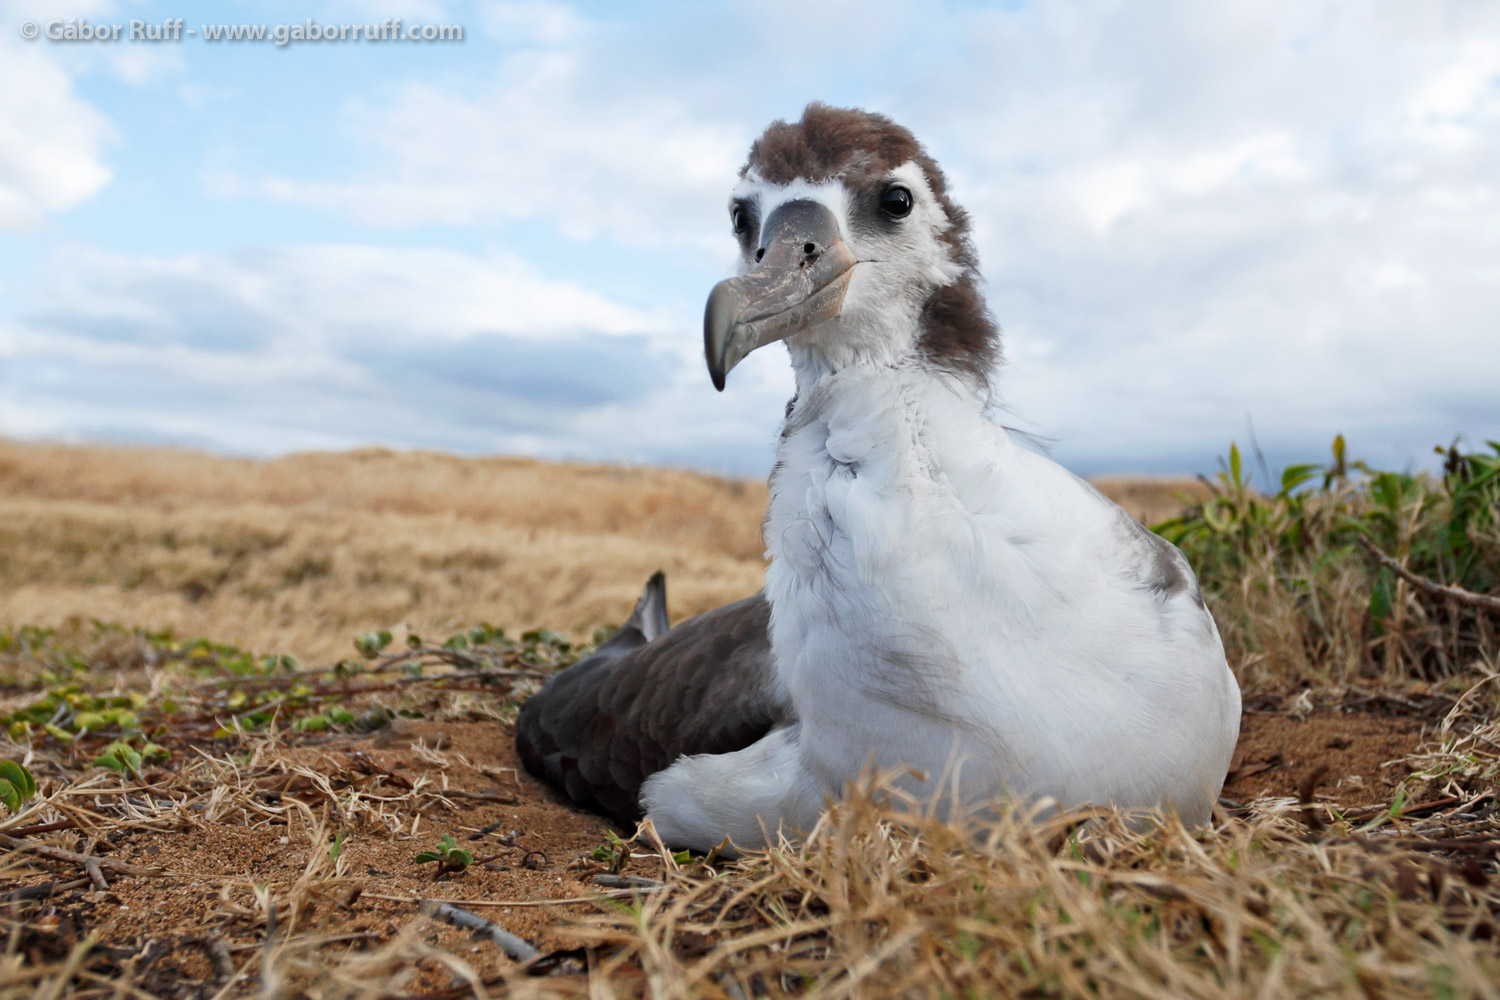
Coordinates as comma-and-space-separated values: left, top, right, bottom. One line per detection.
0, 760, 36, 812
590, 830, 631, 874
293, 703, 392, 733
353, 630, 393, 659
1155, 436, 1500, 686
93, 740, 169, 776
414, 833, 473, 875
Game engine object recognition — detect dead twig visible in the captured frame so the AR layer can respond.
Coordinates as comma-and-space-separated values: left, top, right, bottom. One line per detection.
467, 820, 508, 841
1388, 836, 1500, 856
197, 658, 546, 690
224, 931, 384, 953
1299, 765, 1331, 835
440, 789, 519, 804
364, 890, 646, 908
0, 832, 162, 877
1357, 535, 1500, 613
420, 900, 539, 963
0, 819, 82, 837
0, 878, 89, 903
591, 873, 666, 890
1340, 795, 1468, 822
83, 857, 109, 891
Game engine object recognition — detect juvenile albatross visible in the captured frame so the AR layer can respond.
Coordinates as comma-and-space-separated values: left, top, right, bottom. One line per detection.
516, 104, 1241, 852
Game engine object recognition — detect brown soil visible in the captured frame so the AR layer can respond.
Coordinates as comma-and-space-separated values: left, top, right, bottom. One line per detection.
5, 718, 617, 996
3, 697, 1440, 997
1224, 707, 1427, 805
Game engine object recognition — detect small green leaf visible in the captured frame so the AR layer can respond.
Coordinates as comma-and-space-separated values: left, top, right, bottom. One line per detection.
1279, 463, 1320, 496
1203, 497, 1240, 533
0, 760, 37, 802
73, 711, 108, 732
414, 851, 443, 864
94, 742, 142, 775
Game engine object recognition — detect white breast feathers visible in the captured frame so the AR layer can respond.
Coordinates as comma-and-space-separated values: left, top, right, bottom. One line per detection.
763, 362, 1240, 825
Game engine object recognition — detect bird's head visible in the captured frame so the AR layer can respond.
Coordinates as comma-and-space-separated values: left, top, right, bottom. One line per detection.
705, 103, 998, 393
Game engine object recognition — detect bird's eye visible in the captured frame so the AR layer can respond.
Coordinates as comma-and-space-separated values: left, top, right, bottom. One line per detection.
731, 206, 749, 234
881, 186, 914, 219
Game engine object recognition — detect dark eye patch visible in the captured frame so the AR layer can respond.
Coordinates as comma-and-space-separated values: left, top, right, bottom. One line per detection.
847, 186, 904, 242
730, 200, 759, 248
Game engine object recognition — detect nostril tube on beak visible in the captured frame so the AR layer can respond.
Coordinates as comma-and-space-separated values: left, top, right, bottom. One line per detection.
803, 243, 817, 255
755, 248, 766, 263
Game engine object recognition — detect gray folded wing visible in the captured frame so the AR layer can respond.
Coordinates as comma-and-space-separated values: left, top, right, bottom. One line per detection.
514, 573, 789, 827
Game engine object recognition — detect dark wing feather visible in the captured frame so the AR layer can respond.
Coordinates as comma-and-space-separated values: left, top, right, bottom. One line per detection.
515, 574, 786, 828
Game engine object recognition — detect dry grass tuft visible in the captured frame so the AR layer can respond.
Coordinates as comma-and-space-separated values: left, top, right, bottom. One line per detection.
538, 786, 1500, 1000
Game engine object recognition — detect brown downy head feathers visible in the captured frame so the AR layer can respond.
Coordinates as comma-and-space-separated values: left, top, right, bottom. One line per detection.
742, 103, 1000, 389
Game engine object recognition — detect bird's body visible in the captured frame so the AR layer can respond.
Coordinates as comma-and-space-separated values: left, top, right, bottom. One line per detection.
517, 104, 1241, 853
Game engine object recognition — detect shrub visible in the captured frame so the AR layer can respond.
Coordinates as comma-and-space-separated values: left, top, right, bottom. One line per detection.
1156, 437, 1500, 689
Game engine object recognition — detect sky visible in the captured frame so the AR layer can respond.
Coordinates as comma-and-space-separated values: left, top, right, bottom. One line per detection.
1, 0, 1497, 480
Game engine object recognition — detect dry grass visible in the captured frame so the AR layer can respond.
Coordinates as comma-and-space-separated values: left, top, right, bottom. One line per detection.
0, 440, 773, 663
557, 792, 1500, 1000
1, 438, 1495, 999
0, 440, 1201, 664
1, 622, 1494, 999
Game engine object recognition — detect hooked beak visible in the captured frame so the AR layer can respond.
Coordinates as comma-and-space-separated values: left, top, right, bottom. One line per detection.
704, 200, 856, 391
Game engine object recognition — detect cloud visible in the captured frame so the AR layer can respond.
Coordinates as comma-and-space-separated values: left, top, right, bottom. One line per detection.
249, 86, 741, 245
359, 332, 671, 407
875, 0, 1500, 472
477, 1, 589, 46
0, 0, 196, 230
3, 0, 1498, 479
235, 16, 745, 245
0, 32, 114, 228
0, 242, 787, 469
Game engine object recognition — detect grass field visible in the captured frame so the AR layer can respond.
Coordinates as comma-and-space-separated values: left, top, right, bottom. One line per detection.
0, 440, 1209, 662
0, 437, 1495, 999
